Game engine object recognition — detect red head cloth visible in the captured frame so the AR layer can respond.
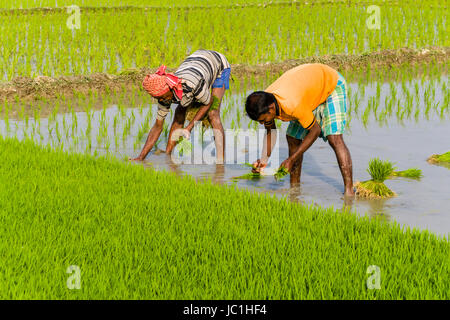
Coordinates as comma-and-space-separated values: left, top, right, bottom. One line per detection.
142, 65, 183, 100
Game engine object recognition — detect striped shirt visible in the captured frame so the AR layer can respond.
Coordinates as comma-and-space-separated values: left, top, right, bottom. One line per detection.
156, 50, 230, 120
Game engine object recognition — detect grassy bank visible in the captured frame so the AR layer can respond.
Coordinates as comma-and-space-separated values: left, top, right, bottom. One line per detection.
0, 137, 448, 299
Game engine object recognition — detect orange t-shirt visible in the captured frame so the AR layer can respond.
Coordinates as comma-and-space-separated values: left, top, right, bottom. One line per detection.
265, 63, 338, 129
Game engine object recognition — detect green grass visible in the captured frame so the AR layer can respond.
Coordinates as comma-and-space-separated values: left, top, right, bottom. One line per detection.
0, 137, 448, 299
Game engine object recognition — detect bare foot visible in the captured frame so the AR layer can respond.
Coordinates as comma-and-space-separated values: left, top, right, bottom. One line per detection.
344, 190, 356, 197
344, 185, 356, 198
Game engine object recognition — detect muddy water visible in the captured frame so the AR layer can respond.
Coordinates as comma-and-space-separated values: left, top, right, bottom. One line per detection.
1, 77, 449, 236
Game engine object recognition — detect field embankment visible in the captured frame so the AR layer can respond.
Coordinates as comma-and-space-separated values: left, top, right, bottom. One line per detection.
1, 47, 448, 103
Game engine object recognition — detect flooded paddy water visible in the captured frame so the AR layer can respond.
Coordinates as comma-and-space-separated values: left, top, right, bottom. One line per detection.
1, 73, 449, 236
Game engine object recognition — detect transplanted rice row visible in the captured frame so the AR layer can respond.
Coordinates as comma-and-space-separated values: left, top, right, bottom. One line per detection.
0, 2, 446, 81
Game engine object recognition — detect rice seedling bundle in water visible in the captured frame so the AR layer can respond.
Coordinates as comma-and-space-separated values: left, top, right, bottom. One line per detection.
231, 172, 262, 181
232, 164, 280, 181
355, 158, 396, 199
428, 151, 450, 164
390, 168, 423, 179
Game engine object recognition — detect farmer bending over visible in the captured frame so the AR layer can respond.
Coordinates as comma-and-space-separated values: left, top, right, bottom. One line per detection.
245, 63, 355, 196
133, 49, 231, 162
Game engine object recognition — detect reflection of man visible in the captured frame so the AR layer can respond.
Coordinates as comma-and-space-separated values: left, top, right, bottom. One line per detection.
133, 49, 231, 162
245, 63, 354, 197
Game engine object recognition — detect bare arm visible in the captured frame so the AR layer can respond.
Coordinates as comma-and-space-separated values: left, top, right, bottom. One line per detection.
252, 121, 277, 172
133, 119, 164, 161
166, 105, 187, 154
261, 120, 277, 163
289, 121, 321, 162
280, 120, 321, 171
184, 96, 216, 132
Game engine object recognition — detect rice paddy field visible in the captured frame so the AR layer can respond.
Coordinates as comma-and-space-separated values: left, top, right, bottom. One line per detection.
0, 0, 449, 300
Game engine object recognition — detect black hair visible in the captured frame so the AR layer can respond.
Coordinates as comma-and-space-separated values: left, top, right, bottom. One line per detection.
245, 91, 276, 121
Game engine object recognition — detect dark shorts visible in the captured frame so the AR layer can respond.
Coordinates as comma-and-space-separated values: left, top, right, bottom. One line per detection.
212, 68, 231, 90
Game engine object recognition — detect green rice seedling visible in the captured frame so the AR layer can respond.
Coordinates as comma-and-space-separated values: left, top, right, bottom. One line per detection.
177, 137, 192, 157
414, 106, 420, 121
105, 139, 111, 153
115, 133, 119, 149
356, 158, 396, 199
162, 123, 169, 139
231, 172, 261, 181
274, 166, 289, 180
113, 114, 119, 135
362, 107, 370, 128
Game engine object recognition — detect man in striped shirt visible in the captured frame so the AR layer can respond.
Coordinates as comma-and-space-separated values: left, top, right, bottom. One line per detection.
133, 49, 231, 163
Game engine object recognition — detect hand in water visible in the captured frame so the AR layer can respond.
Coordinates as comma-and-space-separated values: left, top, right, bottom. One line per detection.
252, 159, 267, 173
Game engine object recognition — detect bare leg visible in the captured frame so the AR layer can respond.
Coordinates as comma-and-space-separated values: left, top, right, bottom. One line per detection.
208, 86, 226, 164
165, 105, 187, 154
287, 135, 303, 186
327, 134, 355, 196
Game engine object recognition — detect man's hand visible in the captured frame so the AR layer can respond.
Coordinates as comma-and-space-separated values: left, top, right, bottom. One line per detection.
180, 128, 191, 140
129, 157, 143, 162
252, 159, 267, 173
279, 158, 294, 173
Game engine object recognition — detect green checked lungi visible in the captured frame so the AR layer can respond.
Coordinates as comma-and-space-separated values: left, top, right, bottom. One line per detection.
286, 72, 348, 142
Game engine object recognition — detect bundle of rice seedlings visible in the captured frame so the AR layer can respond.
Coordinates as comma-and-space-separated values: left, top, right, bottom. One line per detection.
390, 168, 422, 179
355, 158, 396, 199
368, 158, 396, 182
186, 106, 211, 128
233, 163, 276, 181
274, 166, 289, 181
231, 172, 261, 181
427, 151, 450, 164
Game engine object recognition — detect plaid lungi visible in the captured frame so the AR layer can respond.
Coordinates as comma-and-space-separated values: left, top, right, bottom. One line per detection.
286, 72, 348, 142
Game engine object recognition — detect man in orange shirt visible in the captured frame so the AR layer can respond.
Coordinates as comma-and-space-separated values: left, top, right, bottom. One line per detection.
245, 63, 355, 197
